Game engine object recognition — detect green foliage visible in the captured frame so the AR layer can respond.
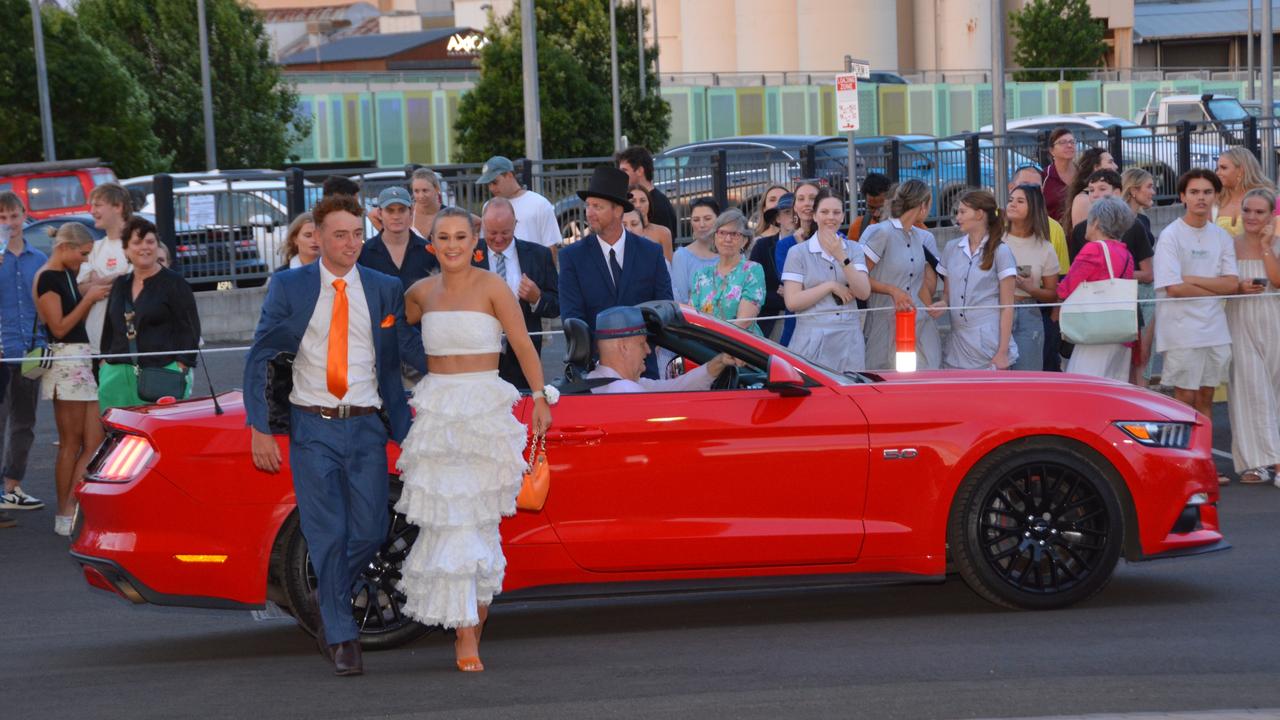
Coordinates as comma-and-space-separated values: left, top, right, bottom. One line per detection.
0, 0, 164, 176
1009, 0, 1107, 82
76, 0, 310, 172
456, 0, 670, 162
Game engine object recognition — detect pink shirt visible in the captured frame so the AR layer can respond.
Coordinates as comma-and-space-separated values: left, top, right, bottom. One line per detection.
1058, 239, 1134, 299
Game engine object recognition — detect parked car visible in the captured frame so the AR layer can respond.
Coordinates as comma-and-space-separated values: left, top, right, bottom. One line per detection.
22, 213, 267, 290
71, 301, 1226, 649
555, 135, 848, 242
867, 71, 909, 85
142, 181, 301, 269
119, 170, 284, 212
0, 159, 117, 220
983, 114, 1218, 196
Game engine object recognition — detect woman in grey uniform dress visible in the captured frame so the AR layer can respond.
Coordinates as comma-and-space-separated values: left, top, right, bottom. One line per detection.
781, 192, 872, 372
929, 189, 1019, 370
862, 179, 942, 370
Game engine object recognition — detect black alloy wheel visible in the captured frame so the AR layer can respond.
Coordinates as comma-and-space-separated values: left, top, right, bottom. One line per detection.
949, 441, 1124, 610
282, 478, 433, 650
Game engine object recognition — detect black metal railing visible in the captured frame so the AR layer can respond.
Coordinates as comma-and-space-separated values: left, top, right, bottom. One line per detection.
145, 116, 1279, 287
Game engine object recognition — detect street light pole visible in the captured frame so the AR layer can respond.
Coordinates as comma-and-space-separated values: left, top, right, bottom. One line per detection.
610, 0, 622, 152
30, 0, 56, 162
520, 0, 543, 185
651, 0, 659, 86
197, 0, 217, 170
1262, 0, 1274, 177
1247, 0, 1255, 100
637, 0, 646, 95
991, 0, 1008, 204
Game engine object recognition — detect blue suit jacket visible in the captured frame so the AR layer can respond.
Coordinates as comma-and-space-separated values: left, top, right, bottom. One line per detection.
558, 230, 672, 333
242, 263, 426, 443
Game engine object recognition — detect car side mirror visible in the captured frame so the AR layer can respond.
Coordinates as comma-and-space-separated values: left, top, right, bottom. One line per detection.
666, 356, 686, 378
765, 356, 809, 396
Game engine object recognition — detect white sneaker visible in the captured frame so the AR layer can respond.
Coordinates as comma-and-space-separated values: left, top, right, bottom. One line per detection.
53, 514, 73, 537
0, 487, 44, 510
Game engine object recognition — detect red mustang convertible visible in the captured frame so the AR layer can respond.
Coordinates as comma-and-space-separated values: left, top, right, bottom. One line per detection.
71, 302, 1227, 649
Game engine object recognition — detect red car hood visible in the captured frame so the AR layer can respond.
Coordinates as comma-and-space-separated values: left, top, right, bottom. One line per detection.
866, 370, 1198, 424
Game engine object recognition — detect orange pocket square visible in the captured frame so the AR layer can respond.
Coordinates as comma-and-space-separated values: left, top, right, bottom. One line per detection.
380, 314, 396, 328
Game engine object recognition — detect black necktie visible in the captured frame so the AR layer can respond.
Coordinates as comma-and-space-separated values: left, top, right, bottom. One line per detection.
609, 248, 623, 292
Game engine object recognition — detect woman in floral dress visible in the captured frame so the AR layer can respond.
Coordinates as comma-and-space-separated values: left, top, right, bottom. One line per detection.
690, 209, 766, 336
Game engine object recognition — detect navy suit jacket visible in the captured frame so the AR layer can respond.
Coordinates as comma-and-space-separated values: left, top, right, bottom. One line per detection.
243, 263, 427, 443
558, 230, 672, 332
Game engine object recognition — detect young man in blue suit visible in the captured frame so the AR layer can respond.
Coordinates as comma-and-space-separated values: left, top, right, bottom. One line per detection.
471, 197, 559, 389
244, 195, 426, 677
558, 166, 672, 377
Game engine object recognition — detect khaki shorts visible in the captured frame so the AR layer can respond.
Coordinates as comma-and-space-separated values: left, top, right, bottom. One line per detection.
1162, 344, 1231, 391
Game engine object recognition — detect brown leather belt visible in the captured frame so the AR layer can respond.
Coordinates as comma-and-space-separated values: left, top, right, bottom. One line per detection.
293, 404, 380, 420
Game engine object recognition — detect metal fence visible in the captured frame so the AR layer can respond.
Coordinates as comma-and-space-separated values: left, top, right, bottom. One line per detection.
147, 115, 1280, 287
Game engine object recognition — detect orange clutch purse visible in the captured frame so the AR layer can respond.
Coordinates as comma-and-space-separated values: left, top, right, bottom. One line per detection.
517, 431, 549, 512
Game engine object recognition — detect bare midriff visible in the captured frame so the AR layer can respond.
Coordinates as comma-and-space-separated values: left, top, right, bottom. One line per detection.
427, 353, 501, 374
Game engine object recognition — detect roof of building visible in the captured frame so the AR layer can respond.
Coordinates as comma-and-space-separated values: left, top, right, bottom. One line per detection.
279, 26, 471, 65
1135, 0, 1280, 42
258, 2, 376, 24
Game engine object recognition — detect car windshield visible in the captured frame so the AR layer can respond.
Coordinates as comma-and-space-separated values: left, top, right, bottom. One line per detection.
1090, 118, 1154, 139
1207, 98, 1249, 121
685, 311, 867, 386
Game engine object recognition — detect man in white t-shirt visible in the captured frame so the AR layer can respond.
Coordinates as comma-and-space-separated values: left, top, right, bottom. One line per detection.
1153, 169, 1238, 459
79, 183, 133, 356
476, 155, 563, 253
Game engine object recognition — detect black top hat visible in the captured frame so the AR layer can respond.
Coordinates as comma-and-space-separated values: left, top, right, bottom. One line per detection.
577, 166, 634, 213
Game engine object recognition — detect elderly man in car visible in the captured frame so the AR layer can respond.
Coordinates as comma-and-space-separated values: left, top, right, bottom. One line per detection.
587, 306, 742, 394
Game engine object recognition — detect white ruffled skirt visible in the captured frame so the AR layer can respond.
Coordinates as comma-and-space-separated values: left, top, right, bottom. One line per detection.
395, 370, 527, 629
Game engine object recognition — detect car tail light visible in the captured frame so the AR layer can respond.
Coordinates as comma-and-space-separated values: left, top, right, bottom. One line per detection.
88, 434, 156, 483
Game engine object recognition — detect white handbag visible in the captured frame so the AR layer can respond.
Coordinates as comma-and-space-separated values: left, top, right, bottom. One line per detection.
1059, 241, 1137, 345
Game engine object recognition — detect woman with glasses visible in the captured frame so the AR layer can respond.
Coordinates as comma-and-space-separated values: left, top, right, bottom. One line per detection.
782, 193, 871, 372
1043, 128, 1077, 222
689, 209, 766, 336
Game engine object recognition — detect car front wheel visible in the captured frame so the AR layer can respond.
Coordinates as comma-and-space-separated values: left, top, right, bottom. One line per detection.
948, 440, 1124, 610
281, 478, 434, 650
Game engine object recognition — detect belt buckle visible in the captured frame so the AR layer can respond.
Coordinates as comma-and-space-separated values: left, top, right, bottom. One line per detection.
319, 405, 350, 420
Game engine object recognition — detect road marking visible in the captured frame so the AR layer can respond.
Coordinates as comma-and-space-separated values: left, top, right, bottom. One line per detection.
979, 711, 1280, 720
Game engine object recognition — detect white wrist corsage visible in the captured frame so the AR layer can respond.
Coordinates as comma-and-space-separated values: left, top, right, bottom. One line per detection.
532, 385, 560, 405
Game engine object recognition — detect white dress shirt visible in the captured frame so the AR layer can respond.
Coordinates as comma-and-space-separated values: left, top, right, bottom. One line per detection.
586, 363, 713, 394
597, 231, 626, 272
488, 242, 521, 294
290, 263, 381, 408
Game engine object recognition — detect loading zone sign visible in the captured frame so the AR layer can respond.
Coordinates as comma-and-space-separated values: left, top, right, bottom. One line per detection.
836, 73, 859, 132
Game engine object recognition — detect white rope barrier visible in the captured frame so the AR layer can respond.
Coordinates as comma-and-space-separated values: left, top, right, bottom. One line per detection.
2, 290, 1273, 365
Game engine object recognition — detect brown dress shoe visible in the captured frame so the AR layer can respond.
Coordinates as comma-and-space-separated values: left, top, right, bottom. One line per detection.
333, 640, 363, 676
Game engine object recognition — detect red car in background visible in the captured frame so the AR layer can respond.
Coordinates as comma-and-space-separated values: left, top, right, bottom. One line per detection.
0, 159, 117, 219
70, 302, 1228, 650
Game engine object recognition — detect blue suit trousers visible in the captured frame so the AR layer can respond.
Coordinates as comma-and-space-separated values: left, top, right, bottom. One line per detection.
289, 408, 389, 645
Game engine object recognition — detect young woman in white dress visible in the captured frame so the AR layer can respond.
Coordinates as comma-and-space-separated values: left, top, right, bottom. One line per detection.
399, 206, 553, 672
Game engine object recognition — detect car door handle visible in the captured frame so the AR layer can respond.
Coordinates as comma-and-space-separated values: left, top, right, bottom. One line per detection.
546, 426, 604, 444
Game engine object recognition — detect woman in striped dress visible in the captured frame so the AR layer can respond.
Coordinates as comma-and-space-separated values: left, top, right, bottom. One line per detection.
1226, 188, 1280, 485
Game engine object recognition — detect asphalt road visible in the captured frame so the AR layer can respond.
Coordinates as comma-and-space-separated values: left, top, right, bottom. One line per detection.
2, 344, 1278, 720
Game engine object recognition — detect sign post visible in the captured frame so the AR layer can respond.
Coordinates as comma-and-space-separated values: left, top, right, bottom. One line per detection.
838, 57, 871, 228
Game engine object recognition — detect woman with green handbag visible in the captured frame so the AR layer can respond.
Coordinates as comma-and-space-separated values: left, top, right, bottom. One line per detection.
97, 217, 201, 412
34, 223, 111, 536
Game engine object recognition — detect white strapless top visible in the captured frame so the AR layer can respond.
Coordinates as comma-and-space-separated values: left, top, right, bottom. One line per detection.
422, 311, 503, 356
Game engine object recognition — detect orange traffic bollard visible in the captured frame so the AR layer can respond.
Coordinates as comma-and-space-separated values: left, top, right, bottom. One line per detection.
895, 308, 917, 372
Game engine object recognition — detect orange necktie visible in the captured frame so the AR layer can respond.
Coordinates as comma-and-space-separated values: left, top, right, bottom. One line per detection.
327, 278, 348, 399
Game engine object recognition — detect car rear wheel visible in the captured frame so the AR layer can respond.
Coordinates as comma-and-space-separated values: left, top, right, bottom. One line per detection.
281, 477, 434, 650
948, 440, 1124, 610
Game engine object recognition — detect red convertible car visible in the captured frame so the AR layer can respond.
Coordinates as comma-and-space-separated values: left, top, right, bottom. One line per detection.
71, 301, 1227, 649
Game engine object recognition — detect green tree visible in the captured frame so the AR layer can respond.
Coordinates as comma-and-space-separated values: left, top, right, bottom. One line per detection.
456, 0, 670, 162
1008, 0, 1108, 82
0, 0, 164, 176
76, 0, 309, 171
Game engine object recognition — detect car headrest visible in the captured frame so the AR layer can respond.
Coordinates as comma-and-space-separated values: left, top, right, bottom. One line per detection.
563, 317, 592, 371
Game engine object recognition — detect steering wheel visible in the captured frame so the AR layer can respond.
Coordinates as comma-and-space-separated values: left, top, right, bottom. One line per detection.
710, 363, 740, 390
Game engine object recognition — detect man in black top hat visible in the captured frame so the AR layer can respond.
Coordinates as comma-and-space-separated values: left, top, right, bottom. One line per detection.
558, 166, 672, 378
